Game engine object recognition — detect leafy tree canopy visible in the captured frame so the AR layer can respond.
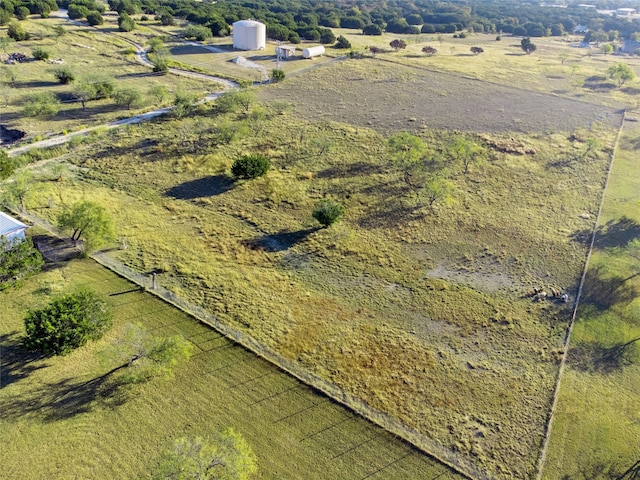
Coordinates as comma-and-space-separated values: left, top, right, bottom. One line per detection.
0, 236, 44, 291
57, 200, 114, 252
154, 428, 257, 480
23, 289, 112, 355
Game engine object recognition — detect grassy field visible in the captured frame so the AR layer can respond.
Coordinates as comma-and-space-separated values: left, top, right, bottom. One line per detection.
3, 13, 639, 480
11, 83, 621, 477
0, 254, 462, 480
541, 113, 640, 479
0, 15, 215, 142
259, 59, 620, 133
330, 28, 640, 109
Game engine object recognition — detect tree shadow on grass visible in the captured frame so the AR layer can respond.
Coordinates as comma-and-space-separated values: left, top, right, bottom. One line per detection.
242, 227, 319, 252
1, 365, 133, 422
165, 175, 234, 199
13, 80, 60, 89
0, 333, 50, 389
581, 265, 638, 311
567, 338, 639, 374
571, 216, 640, 249
315, 162, 385, 180
357, 197, 425, 230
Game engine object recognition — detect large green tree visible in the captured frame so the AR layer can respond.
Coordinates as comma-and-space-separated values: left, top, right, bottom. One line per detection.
23, 289, 112, 355
154, 429, 258, 480
107, 323, 194, 384
0, 236, 44, 291
57, 201, 114, 252
607, 63, 635, 87
0, 148, 15, 180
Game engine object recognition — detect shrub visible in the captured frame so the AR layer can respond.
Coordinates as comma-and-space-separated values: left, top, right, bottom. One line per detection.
312, 199, 344, 227
32, 47, 50, 60
23, 289, 112, 355
67, 4, 89, 20
7, 22, 30, 41
231, 154, 270, 179
15, 6, 30, 20
52, 66, 75, 84
118, 13, 136, 32
86, 11, 104, 26
362, 24, 383, 36
0, 237, 44, 291
160, 13, 175, 25
23, 91, 60, 117
183, 24, 212, 41
335, 35, 351, 49
270, 68, 285, 83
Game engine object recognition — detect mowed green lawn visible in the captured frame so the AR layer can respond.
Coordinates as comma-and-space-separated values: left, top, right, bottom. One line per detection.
542, 114, 640, 478
0, 256, 461, 479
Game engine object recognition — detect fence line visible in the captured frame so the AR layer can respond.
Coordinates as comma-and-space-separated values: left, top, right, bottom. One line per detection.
12, 207, 485, 480
534, 109, 628, 480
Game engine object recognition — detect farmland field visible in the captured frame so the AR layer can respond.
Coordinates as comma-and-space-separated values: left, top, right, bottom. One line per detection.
3, 12, 639, 480
0, 256, 462, 480
541, 115, 640, 478
13, 83, 621, 477
259, 59, 621, 133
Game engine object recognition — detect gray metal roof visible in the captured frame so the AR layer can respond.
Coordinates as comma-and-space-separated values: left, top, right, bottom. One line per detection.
0, 211, 28, 237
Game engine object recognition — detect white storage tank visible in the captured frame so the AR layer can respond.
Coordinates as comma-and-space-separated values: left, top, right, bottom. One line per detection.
232, 20, 266, 51
302, 45, 325, 59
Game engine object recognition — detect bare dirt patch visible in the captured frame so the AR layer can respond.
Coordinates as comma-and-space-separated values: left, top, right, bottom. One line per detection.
259, 58, 620, 133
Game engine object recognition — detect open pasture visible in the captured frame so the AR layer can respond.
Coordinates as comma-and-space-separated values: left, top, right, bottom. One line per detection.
542, 114, 640, 479
330, 29, 640, 109
0, 256, 461, 480
15, 91, 620, 478
259, 58, 621, 134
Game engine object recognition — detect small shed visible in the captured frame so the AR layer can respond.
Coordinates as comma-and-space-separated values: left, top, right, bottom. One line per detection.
276, 45, 296, 59
302, 45, 325, 59
0, 211, 27, 243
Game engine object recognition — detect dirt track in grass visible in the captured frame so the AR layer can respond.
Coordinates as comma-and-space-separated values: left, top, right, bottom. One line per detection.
259, 58, 621, 134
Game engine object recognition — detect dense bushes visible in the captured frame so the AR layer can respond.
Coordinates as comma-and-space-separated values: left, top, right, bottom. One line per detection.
231, 154, 270, 179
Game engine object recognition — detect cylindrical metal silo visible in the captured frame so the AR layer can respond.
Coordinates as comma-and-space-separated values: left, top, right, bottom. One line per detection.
232, 20, 266, 51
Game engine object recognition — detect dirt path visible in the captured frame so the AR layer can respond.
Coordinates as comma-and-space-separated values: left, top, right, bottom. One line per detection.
7, 10, 238, 156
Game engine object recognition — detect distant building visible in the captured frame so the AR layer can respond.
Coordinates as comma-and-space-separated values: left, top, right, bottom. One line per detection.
574, 25, 588, 33
0, 211, 27, 243
577, 4, 596, 9
616, 8, 636, 16
620, 39, 640, 54
232, 20, 266, 51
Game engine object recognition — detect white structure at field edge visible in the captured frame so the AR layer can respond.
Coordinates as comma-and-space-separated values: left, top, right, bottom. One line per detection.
232, 20, 266, 51
302, 45, 325, 59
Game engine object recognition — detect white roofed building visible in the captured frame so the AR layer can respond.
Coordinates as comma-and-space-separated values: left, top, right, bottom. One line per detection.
0, 211, 27, 243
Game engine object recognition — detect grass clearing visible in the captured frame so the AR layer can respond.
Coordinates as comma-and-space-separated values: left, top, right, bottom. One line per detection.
0, 255, 460, 480
542, 113, 640, 479
12, 92, 621, 477
331, 29, 640, 109
259, 58, 620, 133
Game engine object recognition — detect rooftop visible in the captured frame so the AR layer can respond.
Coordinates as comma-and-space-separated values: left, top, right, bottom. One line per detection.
0, 211, 27, 237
